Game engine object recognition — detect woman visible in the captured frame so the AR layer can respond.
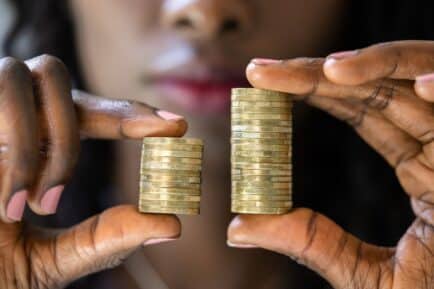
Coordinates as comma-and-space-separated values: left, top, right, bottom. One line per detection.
0, 1, 433, 288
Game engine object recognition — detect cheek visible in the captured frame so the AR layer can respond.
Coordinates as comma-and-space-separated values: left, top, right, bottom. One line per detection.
71, 0, 163, 99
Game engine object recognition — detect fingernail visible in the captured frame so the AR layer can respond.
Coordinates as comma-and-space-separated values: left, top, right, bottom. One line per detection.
416, 73, 434, 83
156, 110, 184, 121
251, 58, 281, 66
6, 190, 27, 221
143, 237, 178, 246
327, 50, 358, 60
40, 185, 64, 214
227, 240, 258, 248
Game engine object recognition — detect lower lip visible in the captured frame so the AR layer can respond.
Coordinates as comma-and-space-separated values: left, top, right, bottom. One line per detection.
154, 78, 249, 114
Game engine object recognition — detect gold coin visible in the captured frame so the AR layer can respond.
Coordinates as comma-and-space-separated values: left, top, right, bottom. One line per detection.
231, 206, 290, 214
232, 101, 292, 108
139, 200, 200, 208
231, 131, 290, 139
232, 168, 292, 176
231, 200, 292, 207
231, 150, 290, 158
141, 162, 202, 171
231, 120, 291, 127
140, 169, 201, 177
140, 194, 201, 202
232, 88, 289, 99
140, 175, 201, 183
232, 175, 291, 182
231, 187, 290, 195
141, 150, 203, 158
231, 143, 289, 152
143, 137, 203, 146
232, 113, 292, 120
140, 182, 201, 190
232, 107, 291, 114
232, 162, 291, 170
232, 182, 290, 189
231, 125, 292, 133
139, 206, 199, 215
140, 187, 201, 194
231, 194, 290, 201
142, 143, 203, 152
231, 155, 290, 164
231, 138, 291, 145
141, 156, 202, 165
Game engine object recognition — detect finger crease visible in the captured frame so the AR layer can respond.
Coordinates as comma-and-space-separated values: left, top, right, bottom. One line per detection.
344, 106, 367, 128
350, 241, 363, 281
300, 212, 318, 261
407, 232, 434, 257
364, 82, 394, 111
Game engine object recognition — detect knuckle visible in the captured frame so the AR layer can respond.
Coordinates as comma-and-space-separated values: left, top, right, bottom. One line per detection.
0, 57, 31, 85
30, 55, 70, 81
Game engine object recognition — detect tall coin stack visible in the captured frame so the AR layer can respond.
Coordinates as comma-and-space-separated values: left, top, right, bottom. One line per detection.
139, 137, 204, 215
231, 88, 293, 214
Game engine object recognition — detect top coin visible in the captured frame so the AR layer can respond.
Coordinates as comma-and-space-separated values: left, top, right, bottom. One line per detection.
232, 88, 290, 102
143, 137, 204, 146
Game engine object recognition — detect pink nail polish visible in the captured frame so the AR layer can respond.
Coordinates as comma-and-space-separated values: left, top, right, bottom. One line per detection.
227, 240, 257, 248
156, 110, 184, 121
251, 58, 281, 65
40, 185, 64, 214
143, 237, 177, 246
416, 73, 434, 83
6, 190, 27, 221
327, 50, 358, 60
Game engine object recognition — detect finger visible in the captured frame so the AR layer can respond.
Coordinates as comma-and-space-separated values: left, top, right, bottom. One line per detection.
0, 57, 39, 222
323, 41, 434, 85
415, 73, 434, 102
33, 205, 181, 288
72, 90, 188, 139
227, 209, 394, 289
24, 55, 80, 216
247, 58, 434, 144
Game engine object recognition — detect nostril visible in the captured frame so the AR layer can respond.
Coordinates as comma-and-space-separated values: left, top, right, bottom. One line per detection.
220, 18, 240, 34
174, 17, 195, 30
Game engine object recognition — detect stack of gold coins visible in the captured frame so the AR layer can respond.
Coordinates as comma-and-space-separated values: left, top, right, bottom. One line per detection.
231, 88, 292, 214
139, 137, 204, 215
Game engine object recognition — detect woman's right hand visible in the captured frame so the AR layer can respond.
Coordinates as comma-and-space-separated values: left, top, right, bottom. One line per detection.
0, 55, 186, 288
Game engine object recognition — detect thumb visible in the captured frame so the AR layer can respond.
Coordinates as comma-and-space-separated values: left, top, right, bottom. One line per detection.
227, 208, 374, 288
39, 205, 180, 287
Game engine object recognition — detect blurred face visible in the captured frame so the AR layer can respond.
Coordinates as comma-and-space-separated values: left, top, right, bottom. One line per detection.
70, 0, 344, 118
69, 1, 345, 288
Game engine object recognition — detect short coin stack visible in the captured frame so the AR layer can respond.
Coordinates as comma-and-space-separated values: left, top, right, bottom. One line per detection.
231, 88, 293, 214
139, 137, 204, 215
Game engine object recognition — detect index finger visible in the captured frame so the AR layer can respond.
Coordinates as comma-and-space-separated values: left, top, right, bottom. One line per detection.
323, 41, 434, 85
72, 90, 188, 139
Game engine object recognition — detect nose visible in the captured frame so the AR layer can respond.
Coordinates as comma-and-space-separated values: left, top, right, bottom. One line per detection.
162, 0, 252, 40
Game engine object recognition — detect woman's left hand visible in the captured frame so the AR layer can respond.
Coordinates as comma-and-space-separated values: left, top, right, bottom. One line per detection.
227, 40, 434, 289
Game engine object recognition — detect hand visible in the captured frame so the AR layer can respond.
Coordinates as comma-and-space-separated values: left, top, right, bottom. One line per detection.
0, 55, 186, 288
227, 41, 434, 289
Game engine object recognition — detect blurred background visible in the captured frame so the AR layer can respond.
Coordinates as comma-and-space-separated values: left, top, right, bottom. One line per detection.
0, 1, 433, 289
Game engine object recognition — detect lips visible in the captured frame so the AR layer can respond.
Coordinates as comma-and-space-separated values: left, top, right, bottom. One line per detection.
153, 76, 249, 114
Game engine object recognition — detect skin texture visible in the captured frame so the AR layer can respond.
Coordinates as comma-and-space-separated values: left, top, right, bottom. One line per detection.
228, 40, 434, 289
0, 55, 186, 288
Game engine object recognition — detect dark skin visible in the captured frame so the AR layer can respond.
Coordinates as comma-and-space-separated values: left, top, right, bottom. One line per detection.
228, 40, 434, 288
0, 55, 186, 288
0, 40, 433, 288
